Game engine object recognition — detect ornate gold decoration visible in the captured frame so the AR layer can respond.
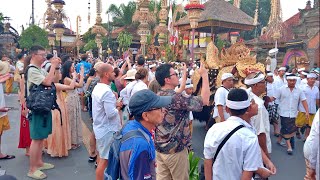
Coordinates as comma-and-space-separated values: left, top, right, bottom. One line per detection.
219, 42, 256, 68
205, 41, 219, 69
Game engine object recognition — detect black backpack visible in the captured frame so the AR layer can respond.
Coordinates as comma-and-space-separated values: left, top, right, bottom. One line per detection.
24, 65, 62, 125
104, 128, 150, 180
85, 77, 100, 98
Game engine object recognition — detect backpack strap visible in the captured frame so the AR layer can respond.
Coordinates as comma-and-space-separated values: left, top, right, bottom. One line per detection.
212, 124, 244, 164
121, 128, 150, 145
24, 65, 38, 99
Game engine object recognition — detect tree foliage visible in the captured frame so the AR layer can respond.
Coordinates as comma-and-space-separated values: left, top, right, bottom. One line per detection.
229, 0, 271, 40
117, 31, 133, 51
19, 25, 48, 49
107, 1, 137, 27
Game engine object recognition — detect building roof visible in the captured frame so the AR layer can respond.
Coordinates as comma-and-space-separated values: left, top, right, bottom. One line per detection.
175, 0, 255, 33
111, 25, 140, 41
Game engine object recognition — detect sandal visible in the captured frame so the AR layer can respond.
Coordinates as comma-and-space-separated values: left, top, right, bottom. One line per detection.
274, 133, 280, 137
88, 155, 97, 163
0, 155, 15, 160
71, 144, 81, 150
27, 170, 47, 179
287, 148, 293, 155
38, 163, 54, 170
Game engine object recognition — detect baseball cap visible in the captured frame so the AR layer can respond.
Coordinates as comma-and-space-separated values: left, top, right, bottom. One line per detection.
129, 89, 172, 116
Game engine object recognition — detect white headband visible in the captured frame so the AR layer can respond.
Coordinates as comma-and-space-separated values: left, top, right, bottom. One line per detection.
286, 76, 297, 80
226, 99, 251, 110
301, 71, 308, 76
278, 67, 286, 71
186, 84, 193, 88
307, 73, 317, 78
267, 73, 273, 77
244, 73, 265, 85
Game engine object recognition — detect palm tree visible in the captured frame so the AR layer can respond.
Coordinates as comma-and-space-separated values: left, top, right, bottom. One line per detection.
107, 1, 136, 27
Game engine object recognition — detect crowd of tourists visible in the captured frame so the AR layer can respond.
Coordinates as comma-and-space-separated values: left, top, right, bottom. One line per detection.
0, 45, 319, 180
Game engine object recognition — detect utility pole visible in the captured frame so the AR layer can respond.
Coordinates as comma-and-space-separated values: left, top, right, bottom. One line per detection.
31, 0, 35, 25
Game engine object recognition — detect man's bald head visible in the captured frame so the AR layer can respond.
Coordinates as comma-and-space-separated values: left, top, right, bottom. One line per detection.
98, 63, 113, 78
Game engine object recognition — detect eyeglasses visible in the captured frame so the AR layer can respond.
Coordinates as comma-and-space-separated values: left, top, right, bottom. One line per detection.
167, 72, 178, 78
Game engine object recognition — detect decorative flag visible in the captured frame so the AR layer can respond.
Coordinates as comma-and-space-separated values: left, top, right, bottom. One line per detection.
167, 0, 173, 34
169, 29, 178, 45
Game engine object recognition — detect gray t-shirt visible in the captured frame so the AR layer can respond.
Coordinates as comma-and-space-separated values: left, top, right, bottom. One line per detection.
26, 64, 48, 96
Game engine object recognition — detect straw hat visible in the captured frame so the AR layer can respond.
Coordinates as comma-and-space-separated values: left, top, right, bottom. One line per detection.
0, 61, 9, 75
124, 69, 137, 80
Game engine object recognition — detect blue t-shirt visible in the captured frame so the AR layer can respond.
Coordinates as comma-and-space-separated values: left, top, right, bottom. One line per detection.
120, 120, 156, 180
76, 60, 92, 77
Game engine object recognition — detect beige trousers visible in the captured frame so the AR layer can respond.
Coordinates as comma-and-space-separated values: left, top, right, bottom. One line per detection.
156, 148, 189, 180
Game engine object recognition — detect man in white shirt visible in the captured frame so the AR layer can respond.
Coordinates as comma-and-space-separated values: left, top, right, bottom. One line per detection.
92, 63, 122, 180
265, 72, 280, 136
296, 73, 319, 140
303, 110, 319, 180
204, 88, 274, 180
148, 64, 156, 82
244, 72, 272, 159
274, 67, 287, 89
212, 73, 234, 122
274, 74, 309, 155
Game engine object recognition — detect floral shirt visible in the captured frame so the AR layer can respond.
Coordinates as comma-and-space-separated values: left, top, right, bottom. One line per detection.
155, 89, 203, 154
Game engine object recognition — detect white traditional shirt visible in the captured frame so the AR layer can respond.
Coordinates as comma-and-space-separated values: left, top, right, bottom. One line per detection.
274, 76, 287, 89
299, 84, 319, 114
148, 71, 155, 82
299, 78, 308, 89
0, 83, 6, 118
266, 81, 276, 105
247, 88, 272, 154
92, 83, 121, 139
204, 116, 263, 180
274, 85, 307, 118
212, 86, 230, 119
120, 80, 148, 105
303, 110, 319, 176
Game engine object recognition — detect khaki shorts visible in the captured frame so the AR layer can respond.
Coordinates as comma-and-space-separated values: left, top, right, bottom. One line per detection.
0, 115, 10, 134
96, 131, 115, 160
156, 148, 189, 180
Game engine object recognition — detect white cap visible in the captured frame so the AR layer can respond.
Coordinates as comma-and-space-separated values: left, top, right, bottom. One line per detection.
278, 67, 286, 71
221, 73, 234, 81
268, 48, 279, 56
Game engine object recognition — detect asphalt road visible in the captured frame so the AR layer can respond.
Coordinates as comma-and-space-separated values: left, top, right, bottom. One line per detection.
1, 94, 306, 179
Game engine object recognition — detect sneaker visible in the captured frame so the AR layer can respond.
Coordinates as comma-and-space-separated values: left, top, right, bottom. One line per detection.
277, 141, 286, 147
88, 155, 97, 163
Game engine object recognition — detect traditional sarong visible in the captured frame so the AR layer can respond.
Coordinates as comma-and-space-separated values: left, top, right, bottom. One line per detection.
296, 112, 316, 128
280, 116, 297, 138
267, 104, 279, 124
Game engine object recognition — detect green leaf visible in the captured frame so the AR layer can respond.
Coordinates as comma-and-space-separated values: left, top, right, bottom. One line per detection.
18, 25, 49, 50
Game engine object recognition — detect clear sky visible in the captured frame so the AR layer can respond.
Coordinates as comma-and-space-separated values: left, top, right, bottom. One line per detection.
0, 0, 313, 34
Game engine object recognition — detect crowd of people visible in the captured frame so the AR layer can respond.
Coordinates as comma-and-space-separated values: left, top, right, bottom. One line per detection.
0, 44, 319, 180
